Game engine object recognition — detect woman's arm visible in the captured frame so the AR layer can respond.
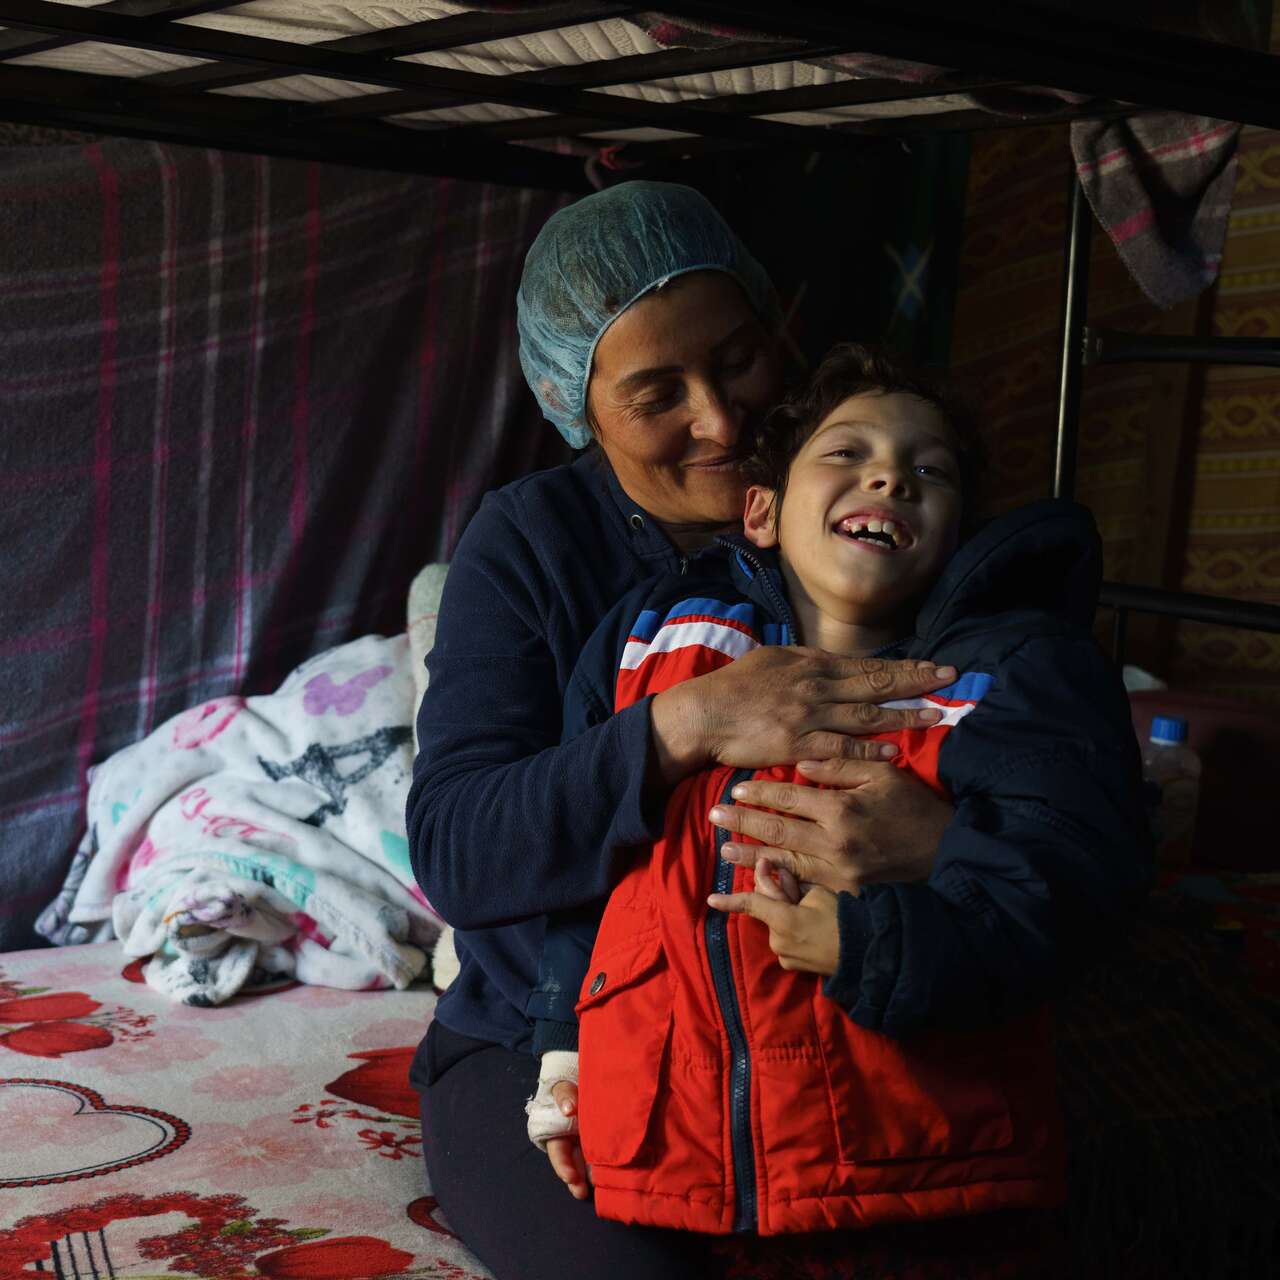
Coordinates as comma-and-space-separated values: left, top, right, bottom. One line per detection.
407, 499, 667, 931
410, 504, 962, 931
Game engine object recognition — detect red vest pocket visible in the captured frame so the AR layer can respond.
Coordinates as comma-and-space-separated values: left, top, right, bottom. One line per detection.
817, 1010, 1015, 1163
576, 929, 673, 1168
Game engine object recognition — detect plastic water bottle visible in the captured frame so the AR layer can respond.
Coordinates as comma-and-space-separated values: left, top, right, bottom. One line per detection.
1141, 716, 1201, 866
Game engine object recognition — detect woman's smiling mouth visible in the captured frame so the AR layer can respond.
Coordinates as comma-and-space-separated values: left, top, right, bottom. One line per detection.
684, 453, 745, 471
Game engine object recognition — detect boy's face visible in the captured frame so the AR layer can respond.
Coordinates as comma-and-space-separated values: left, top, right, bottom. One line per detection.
744, 391, 963, 631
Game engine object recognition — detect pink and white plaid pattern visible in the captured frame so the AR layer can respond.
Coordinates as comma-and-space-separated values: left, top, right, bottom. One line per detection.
0, 137, 569, 950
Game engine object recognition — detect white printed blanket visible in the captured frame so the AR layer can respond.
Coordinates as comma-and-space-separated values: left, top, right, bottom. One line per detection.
37, 634, 442, 1006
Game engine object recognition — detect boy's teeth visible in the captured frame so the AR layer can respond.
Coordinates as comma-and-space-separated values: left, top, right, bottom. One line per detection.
835, 516, 908, 548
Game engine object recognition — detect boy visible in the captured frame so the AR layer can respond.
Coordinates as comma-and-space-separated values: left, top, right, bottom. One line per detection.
525, 344, 1150, 1235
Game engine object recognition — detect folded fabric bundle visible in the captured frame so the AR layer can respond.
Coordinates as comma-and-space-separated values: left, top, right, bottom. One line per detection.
37, 633, 441, 1006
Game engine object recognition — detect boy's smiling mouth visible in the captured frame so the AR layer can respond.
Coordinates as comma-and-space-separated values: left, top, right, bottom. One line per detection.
833, 510, 913, 550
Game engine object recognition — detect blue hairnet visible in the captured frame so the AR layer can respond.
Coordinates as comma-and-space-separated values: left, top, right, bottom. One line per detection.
517, 181, 780, 449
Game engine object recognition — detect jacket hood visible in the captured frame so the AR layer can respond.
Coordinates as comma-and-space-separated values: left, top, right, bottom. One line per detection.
913, 499, 1101, 644
715, 498, 1101, 646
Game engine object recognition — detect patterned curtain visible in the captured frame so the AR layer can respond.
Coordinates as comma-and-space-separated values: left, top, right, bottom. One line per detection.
0, 136, 569, 950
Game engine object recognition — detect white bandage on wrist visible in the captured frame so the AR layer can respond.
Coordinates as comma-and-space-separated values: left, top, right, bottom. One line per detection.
525, 1050, 579, 1152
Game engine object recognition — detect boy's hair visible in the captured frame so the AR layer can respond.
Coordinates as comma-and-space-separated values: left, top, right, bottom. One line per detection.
743, 343, 984, 532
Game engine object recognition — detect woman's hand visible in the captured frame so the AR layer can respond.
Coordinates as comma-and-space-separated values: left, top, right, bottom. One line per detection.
710, 758, 953, 895
649, 649, 959, 786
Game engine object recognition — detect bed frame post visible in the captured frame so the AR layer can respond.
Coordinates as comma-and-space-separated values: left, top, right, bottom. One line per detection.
1111, 607, 1129, 666
1054, 173, 1092, 502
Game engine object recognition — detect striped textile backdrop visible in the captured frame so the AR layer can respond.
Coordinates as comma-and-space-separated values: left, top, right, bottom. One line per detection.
949, 31, 1280, 709
0, 136, 569, 950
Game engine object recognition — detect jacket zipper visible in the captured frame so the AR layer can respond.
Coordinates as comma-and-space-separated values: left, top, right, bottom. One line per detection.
707, 766, 759, 1232
723, 542, 796, 643
704, 541, 797, 1230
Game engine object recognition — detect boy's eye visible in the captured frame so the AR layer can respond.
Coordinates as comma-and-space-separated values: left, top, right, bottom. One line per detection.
915, 464, 955, 481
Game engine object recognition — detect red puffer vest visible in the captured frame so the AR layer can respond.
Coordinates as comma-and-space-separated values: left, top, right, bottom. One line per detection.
574, 608, 1066, 1235
577, 765, 1065, 1235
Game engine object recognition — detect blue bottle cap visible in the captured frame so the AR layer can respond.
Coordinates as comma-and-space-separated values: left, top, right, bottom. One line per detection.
1150, 715, 1188, 744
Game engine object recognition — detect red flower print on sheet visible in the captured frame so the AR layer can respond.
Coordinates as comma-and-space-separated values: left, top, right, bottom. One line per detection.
138, 1209, 297, 1277
323, 1047, 418, 1119
0, 1189, 427, 1280
355, 1129, 421, 1161
1, 1187, 439, 1278
406, 1195, 457, 1238
291, 1099, 421, 1163
171, 696, 245, 749
0, 1191, 279, 1277
1, 1022, 113, 1058
0, 985, 153, 1060
0, 993, 100, 1022
256, 1235, 413, 1279
291, 1048, 421, 1161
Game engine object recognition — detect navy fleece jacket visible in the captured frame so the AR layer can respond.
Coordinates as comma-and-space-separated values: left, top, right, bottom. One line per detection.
407, 450, 687, 1052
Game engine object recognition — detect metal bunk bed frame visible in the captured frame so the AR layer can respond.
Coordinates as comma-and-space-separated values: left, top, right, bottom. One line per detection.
1, 0, 1279, 663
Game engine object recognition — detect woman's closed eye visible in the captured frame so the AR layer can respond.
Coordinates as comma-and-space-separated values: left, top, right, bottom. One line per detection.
630, 384, 682, 412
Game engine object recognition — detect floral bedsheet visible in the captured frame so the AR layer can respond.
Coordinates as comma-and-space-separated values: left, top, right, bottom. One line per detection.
0, 942, 489, 1279
6, 877, 1277, 1279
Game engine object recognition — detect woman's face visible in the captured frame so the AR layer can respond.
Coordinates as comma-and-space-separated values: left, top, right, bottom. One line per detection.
586, 272, 783, 528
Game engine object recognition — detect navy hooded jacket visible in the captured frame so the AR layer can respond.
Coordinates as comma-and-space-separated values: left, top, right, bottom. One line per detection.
532, 499, 1153, 1045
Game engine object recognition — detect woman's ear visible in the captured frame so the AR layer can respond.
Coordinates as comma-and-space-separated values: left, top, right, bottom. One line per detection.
743, 485, 780, 548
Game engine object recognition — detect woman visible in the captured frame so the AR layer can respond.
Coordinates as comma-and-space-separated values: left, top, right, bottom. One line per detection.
407, 182, 955, 1279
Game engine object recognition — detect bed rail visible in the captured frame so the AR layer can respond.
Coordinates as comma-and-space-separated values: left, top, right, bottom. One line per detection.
1050, 171, 1280, 667
1085, 331, 1280, 369
1103, 585, 1280, 666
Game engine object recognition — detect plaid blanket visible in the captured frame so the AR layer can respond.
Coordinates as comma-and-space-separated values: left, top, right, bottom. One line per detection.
0, 135, 569, 952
